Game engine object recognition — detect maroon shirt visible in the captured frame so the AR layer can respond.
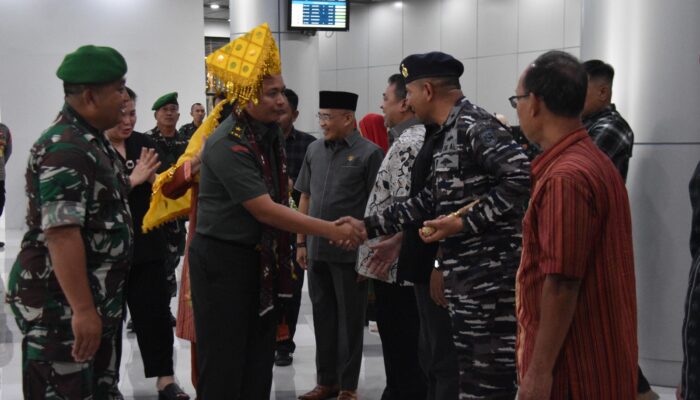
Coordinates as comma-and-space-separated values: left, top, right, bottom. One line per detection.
516, 129, 638, 399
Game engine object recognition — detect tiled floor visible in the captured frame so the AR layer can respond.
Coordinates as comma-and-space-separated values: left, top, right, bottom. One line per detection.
0, 227, 679, 399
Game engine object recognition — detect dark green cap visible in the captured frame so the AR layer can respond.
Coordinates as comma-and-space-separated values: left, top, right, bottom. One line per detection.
56, 45, 127, 84
152, 92, 179, 110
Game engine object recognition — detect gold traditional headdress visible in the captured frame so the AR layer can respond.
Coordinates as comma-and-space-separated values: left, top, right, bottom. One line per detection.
142, 22, 282, 233
206, 22, 282, 108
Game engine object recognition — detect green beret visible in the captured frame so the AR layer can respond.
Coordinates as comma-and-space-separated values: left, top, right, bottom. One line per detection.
56, 45, 127, 84
152, 92, 179, 111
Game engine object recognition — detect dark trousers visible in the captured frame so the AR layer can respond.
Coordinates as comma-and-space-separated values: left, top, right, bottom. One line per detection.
414, 283, 459, 400
126, 259, 174, 377
638, 366, 651, 392
307, 260, 368, 390
0, 179, 5, 217
375, 280, 427, 400
189, 233, 276, 400
681, 255, 700, 400
277, 258, 305, 354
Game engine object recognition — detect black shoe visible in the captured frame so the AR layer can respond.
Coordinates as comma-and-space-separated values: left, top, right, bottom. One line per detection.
126, 319, 134, 332
158, 383, 190, 400
275, 350, 293, 366
0, 241, 5, 248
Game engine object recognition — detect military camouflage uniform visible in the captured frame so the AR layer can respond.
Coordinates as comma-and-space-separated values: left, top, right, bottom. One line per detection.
6, 104, 133, 399
146, 127, 188, 297
364, 97, 530, 399
177, 122, 198, 141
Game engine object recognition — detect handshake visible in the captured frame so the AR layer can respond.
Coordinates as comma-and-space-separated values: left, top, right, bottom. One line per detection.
329, 216, 368, 250
326, 202, 477, 251
296, 216, 367, 270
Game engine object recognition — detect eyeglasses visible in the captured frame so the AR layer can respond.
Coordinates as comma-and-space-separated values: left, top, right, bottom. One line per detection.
317, 112, 350, 122
317, 113, 335, 122
508, 94, 530, 108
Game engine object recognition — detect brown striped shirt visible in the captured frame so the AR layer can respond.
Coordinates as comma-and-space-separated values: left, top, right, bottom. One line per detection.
516, 129, 638, 399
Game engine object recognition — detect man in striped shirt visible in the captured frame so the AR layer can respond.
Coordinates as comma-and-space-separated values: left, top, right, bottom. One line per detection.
513, 51, 638, 399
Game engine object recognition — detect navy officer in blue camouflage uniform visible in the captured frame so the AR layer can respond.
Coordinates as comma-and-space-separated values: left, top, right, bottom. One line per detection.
340, 52, 531, 399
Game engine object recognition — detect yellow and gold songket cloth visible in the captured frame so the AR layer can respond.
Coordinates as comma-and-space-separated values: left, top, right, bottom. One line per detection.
206, 22, 282, 108
141, 22, 282, 232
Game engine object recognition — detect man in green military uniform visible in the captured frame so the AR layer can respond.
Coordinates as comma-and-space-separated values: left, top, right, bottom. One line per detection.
178, 102, 205, 140
187, 23, 365, 399
5, 45, 158, 399
147, 92, 189, 304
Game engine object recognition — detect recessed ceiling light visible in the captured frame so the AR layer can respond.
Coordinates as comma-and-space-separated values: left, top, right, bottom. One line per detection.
210, 3, 220, 9
394, 1, 403, 8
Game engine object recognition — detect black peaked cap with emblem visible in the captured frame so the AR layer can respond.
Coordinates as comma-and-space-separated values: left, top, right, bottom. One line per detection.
400, 52, 464, 84
319, 91, 358, 111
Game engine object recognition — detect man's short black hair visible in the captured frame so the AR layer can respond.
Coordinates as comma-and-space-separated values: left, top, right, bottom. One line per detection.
283, 88, 299, 112
63, 82, 111, 96
524, 51, 587, 118
126, 87, 137, 101
583, 59, 615, 85
63, 83, 87, 96
387, 74, 407, 100
190, 102, 203, 112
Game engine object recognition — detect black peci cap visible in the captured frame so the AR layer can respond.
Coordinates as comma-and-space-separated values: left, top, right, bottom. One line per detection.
319, 91, 358, 111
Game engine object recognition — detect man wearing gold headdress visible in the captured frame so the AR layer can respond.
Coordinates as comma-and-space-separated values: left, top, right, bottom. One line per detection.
143, 23, 365, 399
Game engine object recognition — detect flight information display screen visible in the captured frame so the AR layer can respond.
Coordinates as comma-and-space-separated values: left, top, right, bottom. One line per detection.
288, 0, 349, 31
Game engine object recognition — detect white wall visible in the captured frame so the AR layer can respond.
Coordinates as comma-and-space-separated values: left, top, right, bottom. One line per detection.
582, 0, 700, 386
0, 0, 205, 229
319, 0, 581, 122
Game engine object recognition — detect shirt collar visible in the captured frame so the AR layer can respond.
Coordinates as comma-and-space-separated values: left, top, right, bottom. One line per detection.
582, 103, 617, 124
441, 96, 468, 131
531, 128, 588, 178
390, 117, 420, 140
325, 129, 361, 148
62, 103, 101, 136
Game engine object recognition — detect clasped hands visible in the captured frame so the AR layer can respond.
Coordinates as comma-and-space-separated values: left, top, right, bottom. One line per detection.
331, 216, 367, 250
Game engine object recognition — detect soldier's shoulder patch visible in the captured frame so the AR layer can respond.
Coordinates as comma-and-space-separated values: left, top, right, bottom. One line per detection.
231, 144, 250, 154
479, 129, 498, 147
468, 119, 508, 147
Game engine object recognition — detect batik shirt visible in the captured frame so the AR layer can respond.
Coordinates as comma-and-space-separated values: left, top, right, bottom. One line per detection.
357, 120, 425, 283
6, 104, 133, 361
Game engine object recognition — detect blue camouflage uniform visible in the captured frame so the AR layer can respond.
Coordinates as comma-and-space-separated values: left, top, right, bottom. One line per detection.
365, 97, 530, 399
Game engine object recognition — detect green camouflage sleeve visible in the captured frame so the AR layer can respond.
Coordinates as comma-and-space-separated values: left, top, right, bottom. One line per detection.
38, 142, 93, 230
